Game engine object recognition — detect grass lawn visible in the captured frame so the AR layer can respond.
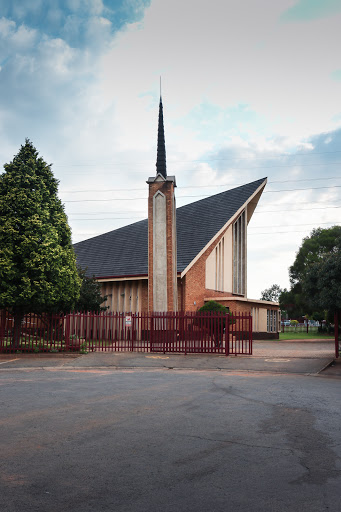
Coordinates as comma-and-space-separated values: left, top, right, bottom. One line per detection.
279, 331, 333, 340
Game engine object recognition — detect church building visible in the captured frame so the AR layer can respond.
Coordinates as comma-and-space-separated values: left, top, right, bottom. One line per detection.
74, 97, 280, 338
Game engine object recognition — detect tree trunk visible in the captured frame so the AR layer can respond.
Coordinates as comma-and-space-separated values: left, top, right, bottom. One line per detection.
11, 309, 24, 349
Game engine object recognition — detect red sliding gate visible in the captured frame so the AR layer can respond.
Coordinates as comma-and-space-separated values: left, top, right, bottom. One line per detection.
0, 311, 252, 356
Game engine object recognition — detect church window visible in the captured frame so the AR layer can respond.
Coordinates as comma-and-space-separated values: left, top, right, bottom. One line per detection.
233, 210, 246, 295
215, 237, 224, 291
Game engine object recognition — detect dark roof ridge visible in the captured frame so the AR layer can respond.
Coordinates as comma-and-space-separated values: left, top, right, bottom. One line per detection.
176, 177, 267, 212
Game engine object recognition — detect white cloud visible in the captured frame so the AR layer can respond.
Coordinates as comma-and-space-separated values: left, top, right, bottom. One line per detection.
0, 0, 341, 299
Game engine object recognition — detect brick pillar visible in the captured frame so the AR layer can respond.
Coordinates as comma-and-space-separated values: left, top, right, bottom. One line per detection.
147, 175, 177, 312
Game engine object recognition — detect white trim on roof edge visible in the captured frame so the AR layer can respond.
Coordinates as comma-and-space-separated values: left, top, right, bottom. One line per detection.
180, 179, 267, 279
97, 276, 148, 282
204, 296, 279, 306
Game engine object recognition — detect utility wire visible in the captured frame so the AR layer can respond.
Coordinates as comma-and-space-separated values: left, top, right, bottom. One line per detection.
73, 226, 340, 238
51, 148, 341, 166
59, 176, 341, 194
62, 185, 341, 202
56, 161, 341, 175
69, 206, 341, 221
66, 200, 341, 215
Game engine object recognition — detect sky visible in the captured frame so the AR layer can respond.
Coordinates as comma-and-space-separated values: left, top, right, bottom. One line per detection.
1, 0, 341, 300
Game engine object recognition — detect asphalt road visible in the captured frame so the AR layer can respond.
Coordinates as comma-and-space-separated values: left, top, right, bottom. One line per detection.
0, 366, 340, 512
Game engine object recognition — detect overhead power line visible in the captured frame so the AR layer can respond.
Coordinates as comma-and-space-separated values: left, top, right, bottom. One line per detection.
56, 161, 341, 175
73, 225, 340, 239
65, 200, 341, 215
68, 206, 341, 221
51, 148, 341, 167
59, 176, 341, 194
62, 184, 341, 202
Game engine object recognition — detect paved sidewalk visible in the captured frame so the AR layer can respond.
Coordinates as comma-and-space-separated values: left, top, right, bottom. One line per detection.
252, 339, 334, 359
0, 339, 336, 375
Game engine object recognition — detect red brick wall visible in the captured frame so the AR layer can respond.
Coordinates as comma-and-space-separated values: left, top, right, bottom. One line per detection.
215, 300, 251, 315
182, 225, 233, 312
141, 280, 148, 313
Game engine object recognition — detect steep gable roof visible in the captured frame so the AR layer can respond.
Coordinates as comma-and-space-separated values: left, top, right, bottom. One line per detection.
73, 178, 266, 278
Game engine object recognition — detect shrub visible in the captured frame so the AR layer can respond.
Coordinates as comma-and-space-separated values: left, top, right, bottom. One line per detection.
196, 301, 233, 330
198, 301, 230, 315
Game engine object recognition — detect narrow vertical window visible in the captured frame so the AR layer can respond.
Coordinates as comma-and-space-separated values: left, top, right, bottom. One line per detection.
215, 246, 218, 290
221, 237, 224, 291
233, 211, 246, 295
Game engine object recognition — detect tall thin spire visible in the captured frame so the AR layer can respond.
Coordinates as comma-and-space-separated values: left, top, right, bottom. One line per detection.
156, 93, 167, 178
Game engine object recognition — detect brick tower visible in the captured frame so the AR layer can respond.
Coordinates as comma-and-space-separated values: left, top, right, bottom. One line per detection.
147, 96, 177, 312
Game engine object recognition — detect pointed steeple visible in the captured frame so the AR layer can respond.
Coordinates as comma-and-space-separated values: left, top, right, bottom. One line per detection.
156, 96, 167, 178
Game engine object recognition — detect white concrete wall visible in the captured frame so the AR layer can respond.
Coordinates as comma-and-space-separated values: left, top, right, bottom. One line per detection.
205, 226, 233, 292
153, 191, 167, 311
100, 279, 146, 313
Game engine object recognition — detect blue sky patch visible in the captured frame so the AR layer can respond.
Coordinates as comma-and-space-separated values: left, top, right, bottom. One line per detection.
0, 0, 151, 48
280, 0, 341, 22
331, 69, 341, 81
174, 102, 272, 143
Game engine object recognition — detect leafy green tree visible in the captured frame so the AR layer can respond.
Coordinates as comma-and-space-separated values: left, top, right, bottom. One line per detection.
75, 267, 108, 312
0, 139, 81, 346
302, 245, 341, 321
284, 226, 341, 319
260, 284, 283, 302
290, 226, 341, 284
279, 286, 306, 319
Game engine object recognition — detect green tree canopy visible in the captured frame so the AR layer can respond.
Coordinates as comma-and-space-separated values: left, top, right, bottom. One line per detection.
260, 284, 283, 302
290, 226, 341, 285
0, 139, 81, 338
278, 286, 306, 319
75, 267, 108, 312
284, 226, 341, 320
302, 241, 341, 318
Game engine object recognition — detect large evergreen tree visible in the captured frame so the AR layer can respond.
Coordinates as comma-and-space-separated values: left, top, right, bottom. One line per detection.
289, 226, 341, 285
302, 241, 341, 321
284, 226, 341, 319
0, 139, 81, 345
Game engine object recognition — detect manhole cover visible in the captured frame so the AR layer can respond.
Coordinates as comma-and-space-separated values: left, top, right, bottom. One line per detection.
265, 359, 291, 363
145, 355, 169, 360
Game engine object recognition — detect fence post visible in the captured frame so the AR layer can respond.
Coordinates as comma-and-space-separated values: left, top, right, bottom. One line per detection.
335, 310, 339, 359
150, 313, 154, 351
64, 314, 70, 351
131, 313, 135, 352
249, 313, 253, 355
0, 309, 6, 351
225, 314, 229, 356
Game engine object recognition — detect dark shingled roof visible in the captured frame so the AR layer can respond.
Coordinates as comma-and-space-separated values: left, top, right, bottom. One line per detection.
73, 178, 266, 278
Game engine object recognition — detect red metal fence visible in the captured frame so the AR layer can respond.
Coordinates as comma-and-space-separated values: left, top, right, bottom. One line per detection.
0, 310, 252, 356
